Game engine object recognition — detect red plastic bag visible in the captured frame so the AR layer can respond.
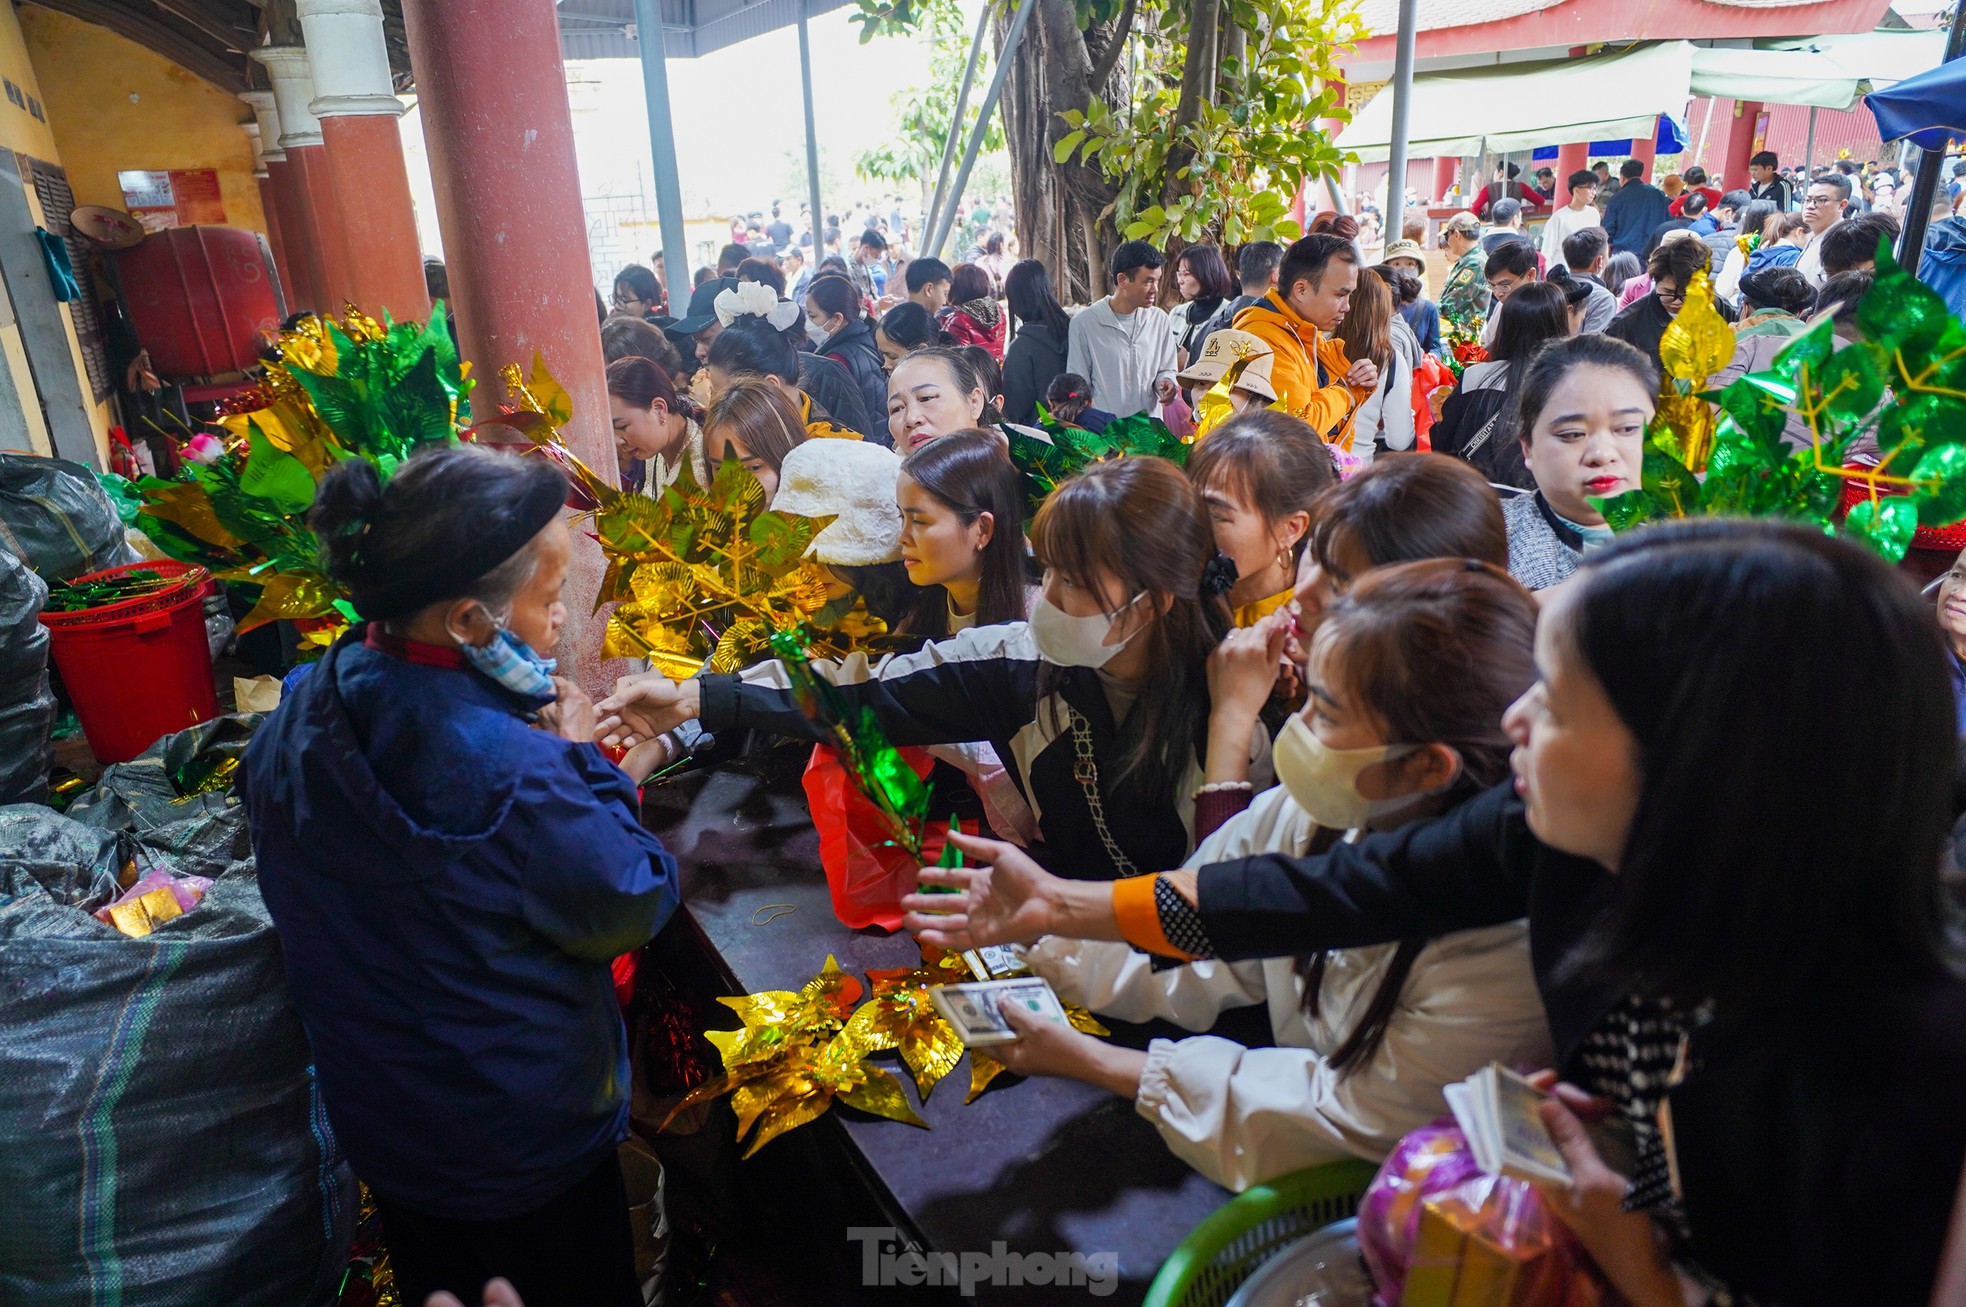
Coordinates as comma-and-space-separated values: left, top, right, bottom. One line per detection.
611, 951, 638, 1009
1412, 354, 1453, 450
1358, 1123, 1604, 1307
803, 744, 950, 931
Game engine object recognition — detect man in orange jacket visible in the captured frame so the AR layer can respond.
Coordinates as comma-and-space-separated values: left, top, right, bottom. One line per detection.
1230, 232, 1377, 449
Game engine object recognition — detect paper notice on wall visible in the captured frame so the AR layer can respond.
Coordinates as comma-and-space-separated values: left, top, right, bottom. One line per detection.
118, 168, 225, 231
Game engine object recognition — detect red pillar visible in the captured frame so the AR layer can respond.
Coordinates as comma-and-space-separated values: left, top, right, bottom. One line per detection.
1629, 120, 1658, 179
257, 173, 296, 314
299, 0, 431, 322
1432, 156, 1460, 206
264, 157, 326, 312
289, 144, 358, 312
320, 116, 430, 321
1556, 142, 1589, 185
400, 0, 617, 690
1715, 99, 1762, 193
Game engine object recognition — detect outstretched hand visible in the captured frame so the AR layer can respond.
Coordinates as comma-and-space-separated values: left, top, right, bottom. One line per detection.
594, 672, 698, 749
426, 1278, 525, 1307
900, 831, 1065, 951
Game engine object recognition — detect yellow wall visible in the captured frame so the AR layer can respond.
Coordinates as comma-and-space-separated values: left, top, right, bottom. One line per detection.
19, 4, 266, 234
0, 2, 90, 457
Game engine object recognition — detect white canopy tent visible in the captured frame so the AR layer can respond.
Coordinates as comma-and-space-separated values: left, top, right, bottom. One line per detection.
1691, 30, 1950, 111
1340, 32, 1949, 162
1336, 42, 1697, 162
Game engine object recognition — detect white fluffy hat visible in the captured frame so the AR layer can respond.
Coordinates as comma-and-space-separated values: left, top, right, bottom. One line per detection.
770, 439, 905, 566
714, 280, 803, 331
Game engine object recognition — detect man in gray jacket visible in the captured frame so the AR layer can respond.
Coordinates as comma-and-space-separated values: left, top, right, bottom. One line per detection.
1066, 240, 1178, 417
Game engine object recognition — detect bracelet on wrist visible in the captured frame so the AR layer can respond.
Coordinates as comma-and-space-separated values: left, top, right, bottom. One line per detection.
1193, 780, 1255, 799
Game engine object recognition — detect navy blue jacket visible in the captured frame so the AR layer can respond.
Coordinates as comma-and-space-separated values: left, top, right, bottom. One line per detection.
1602, 180, 1671, 257
1920, 216, 1966, 324
241, 629, 679, 1220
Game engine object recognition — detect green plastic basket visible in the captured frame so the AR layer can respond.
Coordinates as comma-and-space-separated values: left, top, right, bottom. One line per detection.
1143, 1158, 1381, 1307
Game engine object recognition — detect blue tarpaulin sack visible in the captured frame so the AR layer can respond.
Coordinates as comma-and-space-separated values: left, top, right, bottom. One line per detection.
0, 797, 354, 1306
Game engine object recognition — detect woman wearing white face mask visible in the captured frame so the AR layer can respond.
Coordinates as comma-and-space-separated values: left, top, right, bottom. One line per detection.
595, 457, 1256, 880
990, 560, 1550, 1191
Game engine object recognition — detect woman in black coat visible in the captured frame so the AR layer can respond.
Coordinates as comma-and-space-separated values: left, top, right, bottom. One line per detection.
906, 518, 1966, 1307
805, 273, 891, 445
999, 258, 1072, 426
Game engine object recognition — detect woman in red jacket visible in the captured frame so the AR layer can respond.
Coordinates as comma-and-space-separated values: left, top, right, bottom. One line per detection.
942, 262, 1006, 362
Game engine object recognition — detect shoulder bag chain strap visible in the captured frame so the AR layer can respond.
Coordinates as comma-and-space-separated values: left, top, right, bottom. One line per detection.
1067, 705, 1142, 879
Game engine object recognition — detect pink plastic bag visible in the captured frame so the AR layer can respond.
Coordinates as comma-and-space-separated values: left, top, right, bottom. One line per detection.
93, 867, 213, 936
1358, 1123, 1604, 1307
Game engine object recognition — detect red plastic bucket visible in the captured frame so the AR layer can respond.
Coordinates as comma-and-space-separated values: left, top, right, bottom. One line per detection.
40, 560, 219, 763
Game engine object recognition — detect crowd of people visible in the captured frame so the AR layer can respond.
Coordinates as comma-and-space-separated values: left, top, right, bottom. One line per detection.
240, 151, 1966, 1307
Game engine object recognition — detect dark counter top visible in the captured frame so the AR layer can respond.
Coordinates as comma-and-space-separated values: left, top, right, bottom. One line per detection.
641, 756, 1232, 1302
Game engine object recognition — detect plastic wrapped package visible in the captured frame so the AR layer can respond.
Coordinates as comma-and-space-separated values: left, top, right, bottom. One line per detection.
0, 452, 139, 582
0, 546, 54, 806
0, 802, 354, 1307
1358, 1124, 1604, 1307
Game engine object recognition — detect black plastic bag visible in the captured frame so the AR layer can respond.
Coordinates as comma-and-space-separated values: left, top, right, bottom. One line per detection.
65, 714, 260, 879
0, 801, 354, 1307
0, 451, 138, 582
0, 546, 54, 806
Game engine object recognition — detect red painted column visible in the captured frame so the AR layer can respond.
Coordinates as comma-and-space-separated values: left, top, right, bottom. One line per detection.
1432, 156, 1460, 206
242, 90, 316, 311
255, 47, 359, 311
263, 157, 325, 312
1629, 119, 1658, 178
299, 0, 430, 321
1716, 99, 1763, 193
1556, 141, 1590, 184
288, 144, 359, 310
257, 173, 295, 313
400, 0, 617, 690
318, 117, 430, 321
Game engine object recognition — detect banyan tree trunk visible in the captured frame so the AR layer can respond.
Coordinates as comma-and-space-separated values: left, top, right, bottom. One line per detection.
998, 0, 1127, 306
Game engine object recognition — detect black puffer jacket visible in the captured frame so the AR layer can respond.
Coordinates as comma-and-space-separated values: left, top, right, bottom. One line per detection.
818, 319, 891, 447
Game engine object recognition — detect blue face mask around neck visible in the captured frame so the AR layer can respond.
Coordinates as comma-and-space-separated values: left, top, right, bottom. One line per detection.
459, 624, 559, 708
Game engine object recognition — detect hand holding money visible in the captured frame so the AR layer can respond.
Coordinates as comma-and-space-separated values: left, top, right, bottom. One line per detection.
929, 978, 1070, 1047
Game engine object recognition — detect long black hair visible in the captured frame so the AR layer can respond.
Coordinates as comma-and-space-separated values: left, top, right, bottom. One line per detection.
899, 431, 1032, 636
1487, 281, 1569, 365
806, 274, 866, 331
1031, 457, 1231, 798
1562, 519, 1965, 1023
1004, 259, 1070, 338
879, 301, 943, 352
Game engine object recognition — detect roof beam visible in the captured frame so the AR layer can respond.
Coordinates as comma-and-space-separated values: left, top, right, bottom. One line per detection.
144, 0, 258, 52
28, 0, 246, 91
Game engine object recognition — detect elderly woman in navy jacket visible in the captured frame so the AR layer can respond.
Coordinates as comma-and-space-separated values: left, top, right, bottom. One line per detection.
242, 447, 678, 1307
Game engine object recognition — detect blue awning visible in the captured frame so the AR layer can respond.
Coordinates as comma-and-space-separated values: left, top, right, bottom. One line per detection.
1868, 53, 1966, 151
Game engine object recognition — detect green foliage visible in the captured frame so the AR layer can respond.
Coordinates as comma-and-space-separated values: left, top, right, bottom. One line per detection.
1007, 412, 1190, 520
1600, 243, 1966, 563
1067, 0, 1365, 246
853, 0, 1006, 195
851, 0, 1363, 253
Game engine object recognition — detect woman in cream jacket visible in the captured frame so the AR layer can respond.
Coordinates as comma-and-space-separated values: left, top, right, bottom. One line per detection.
993, 560, 1554, 1191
